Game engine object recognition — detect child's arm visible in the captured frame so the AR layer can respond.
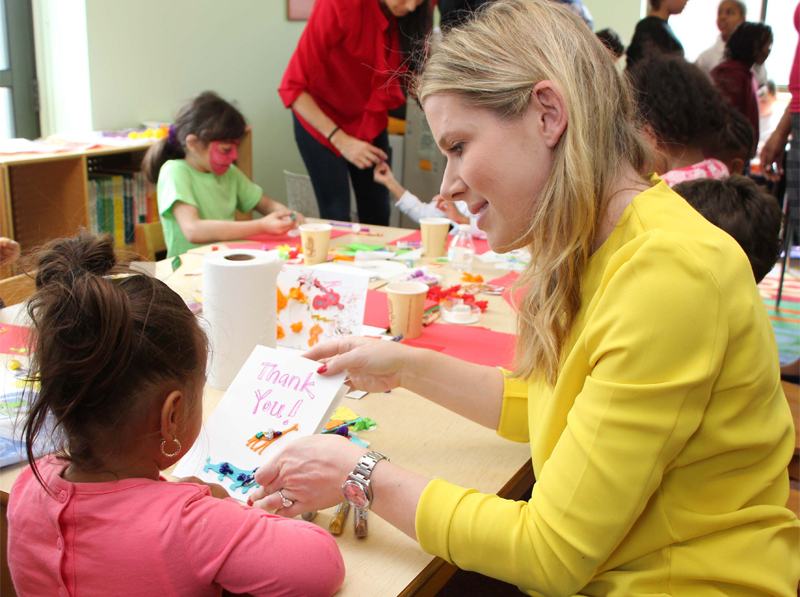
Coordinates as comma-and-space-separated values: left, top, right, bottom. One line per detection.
181, 491, 345, 597
374, 162, 449, 223
172, 202, 296, 243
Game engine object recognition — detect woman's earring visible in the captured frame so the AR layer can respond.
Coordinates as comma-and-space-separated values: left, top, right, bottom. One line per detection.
160, 435, 182, 458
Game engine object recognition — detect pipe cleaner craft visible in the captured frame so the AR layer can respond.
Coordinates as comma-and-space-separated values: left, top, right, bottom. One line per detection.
246, 423, 299, 455
203, 458, 260, 494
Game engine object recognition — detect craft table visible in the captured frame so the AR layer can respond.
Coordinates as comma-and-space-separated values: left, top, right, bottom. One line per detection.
0, 220, 534, 597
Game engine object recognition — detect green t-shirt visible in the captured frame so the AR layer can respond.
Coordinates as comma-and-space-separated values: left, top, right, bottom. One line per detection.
157, 159, 263, 257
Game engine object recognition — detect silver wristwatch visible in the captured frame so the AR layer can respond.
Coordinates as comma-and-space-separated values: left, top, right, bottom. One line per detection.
342, 451, 389, 510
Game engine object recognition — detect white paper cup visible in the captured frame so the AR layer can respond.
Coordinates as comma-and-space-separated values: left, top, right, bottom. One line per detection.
419, 217, 451, 258
300, 224, 332, 266
385, 281, 429, 339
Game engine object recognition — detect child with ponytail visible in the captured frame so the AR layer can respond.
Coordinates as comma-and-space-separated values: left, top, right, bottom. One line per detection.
6, 234, 344, 596
144, 91, 307, 257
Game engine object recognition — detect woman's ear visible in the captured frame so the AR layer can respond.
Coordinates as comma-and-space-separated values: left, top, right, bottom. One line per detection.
160, 390, 183, 441
529, 81, 568, 149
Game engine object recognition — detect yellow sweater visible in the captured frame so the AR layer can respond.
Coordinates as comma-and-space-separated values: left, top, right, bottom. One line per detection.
415, 182, 799, 596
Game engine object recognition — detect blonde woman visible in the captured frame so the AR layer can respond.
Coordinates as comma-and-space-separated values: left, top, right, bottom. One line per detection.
249, 1, 799, 594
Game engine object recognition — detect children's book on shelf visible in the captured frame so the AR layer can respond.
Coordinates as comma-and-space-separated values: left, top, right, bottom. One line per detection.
173, 345, 347, 499
88, 168, 158, 247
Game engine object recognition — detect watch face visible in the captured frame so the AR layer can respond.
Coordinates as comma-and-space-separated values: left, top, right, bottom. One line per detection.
343, 480, 369, 509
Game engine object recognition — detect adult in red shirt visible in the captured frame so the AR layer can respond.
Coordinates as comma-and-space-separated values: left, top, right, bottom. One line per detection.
280, 0, 431, 225
711, 22, 773, 152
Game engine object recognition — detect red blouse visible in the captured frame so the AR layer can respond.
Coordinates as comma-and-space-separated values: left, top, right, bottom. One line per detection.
279, 0, 407, 155
711, 59, 760, 147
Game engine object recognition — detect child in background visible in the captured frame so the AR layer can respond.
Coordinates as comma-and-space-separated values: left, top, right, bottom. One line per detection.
758, 79, 779, 146
631, 55, 732, 186
143, 92, 306, 257
373, 161, 487, 238
708, 108, 756, 175
696, 1, 746, 73
673, 176, 782, 282
711, 22, 773, 145
7, 234, 345, 597
625, 0, 687, 70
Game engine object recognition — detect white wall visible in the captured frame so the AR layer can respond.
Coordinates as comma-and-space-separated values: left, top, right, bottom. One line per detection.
83, 0, 308, 202
33, 0, 646, 203
590, 0, 644, 45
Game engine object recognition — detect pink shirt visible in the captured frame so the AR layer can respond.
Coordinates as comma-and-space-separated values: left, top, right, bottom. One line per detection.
7, 457, 345, 597
660, 158, 730, 187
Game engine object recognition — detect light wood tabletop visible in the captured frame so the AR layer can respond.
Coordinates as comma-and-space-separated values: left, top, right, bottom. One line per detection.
0, 221, 534, 597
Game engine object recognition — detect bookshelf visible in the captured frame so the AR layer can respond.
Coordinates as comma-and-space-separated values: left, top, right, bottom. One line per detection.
0, 128, 253, 257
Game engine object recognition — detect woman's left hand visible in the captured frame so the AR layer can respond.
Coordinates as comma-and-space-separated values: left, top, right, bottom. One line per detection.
249, 434, 366, 517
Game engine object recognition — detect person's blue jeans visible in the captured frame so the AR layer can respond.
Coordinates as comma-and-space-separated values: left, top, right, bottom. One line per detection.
293, 112, 391, 225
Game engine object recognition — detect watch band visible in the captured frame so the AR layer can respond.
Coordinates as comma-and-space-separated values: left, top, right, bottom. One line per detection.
343, 451, 389, 509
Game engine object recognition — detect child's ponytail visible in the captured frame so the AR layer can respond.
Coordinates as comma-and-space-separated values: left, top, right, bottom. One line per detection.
23, 234, 207, 487
142, 135, 186, 184
142, 91, 247, 183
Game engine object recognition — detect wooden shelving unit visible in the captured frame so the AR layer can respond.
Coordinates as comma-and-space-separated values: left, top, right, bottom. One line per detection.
0, 129, 253, 253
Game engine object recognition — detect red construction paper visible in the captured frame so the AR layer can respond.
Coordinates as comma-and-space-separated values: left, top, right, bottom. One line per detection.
487, 272, 525, 309
387, 230, 492, 255
242, 229, 348, 250
401, 323, 516, 368
0, 324, 33, 355
364, 289, 438, 329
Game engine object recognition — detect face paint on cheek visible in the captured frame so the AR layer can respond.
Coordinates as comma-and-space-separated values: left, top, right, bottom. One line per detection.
208, 140, 239, 175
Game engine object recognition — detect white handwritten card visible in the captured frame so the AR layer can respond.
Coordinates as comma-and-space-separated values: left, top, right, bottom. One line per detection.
276, 265, 368, 350
173, 345, 347, 499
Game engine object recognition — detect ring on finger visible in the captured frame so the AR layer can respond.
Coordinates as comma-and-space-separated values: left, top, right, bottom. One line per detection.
278, 490, 294, 509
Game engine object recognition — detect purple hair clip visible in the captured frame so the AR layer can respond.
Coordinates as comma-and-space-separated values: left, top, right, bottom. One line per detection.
167, 124, 179, 147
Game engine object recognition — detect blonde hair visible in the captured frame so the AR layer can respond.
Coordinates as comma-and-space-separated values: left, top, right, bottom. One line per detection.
416, 0, 652, 384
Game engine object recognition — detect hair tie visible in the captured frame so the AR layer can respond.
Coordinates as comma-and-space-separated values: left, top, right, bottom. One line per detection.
167, 124, 179, 147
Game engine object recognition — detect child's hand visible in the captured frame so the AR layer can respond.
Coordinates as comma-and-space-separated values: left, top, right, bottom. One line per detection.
0, 238, 21, 268
291, 211, 306, 226
432, 196, 469, 225
260, 210, 296, 236
175, 476, 230, 500
373, 161, 396, 187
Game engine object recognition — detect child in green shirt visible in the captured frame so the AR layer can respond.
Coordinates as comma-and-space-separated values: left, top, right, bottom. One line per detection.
144, 91, 306, 257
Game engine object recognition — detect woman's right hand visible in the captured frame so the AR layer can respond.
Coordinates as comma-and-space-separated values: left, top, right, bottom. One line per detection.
303, 337, 413, 393
760, 132, 787, 182
332, 132, 387, 169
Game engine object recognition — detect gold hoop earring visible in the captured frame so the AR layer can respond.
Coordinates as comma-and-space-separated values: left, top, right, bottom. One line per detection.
160, 435, 181, 458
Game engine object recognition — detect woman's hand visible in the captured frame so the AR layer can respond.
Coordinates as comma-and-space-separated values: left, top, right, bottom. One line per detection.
259, 209, 297, 236
760, 132, 787, 182
175, 476, 230, 500
249, 434, 366, 517
304, 336, 413, 393
332, 132, 387, 169
0, 239, 21, 268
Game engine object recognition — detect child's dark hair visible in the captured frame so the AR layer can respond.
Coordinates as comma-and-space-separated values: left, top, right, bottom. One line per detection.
631, 55, 730, 152
142, 91, 246, 184
673, 176, 783, 282
724, 22, 773, 66
22, 234, 207, 487
596, 28, 625, 59
709, 108, 755, 169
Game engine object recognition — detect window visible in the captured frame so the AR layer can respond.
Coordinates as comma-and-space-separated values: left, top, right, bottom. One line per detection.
668, 0, 795, 87
0, 0, 39, 139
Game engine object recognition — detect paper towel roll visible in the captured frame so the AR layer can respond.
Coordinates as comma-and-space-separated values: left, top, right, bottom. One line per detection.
203, 249, 283, 390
